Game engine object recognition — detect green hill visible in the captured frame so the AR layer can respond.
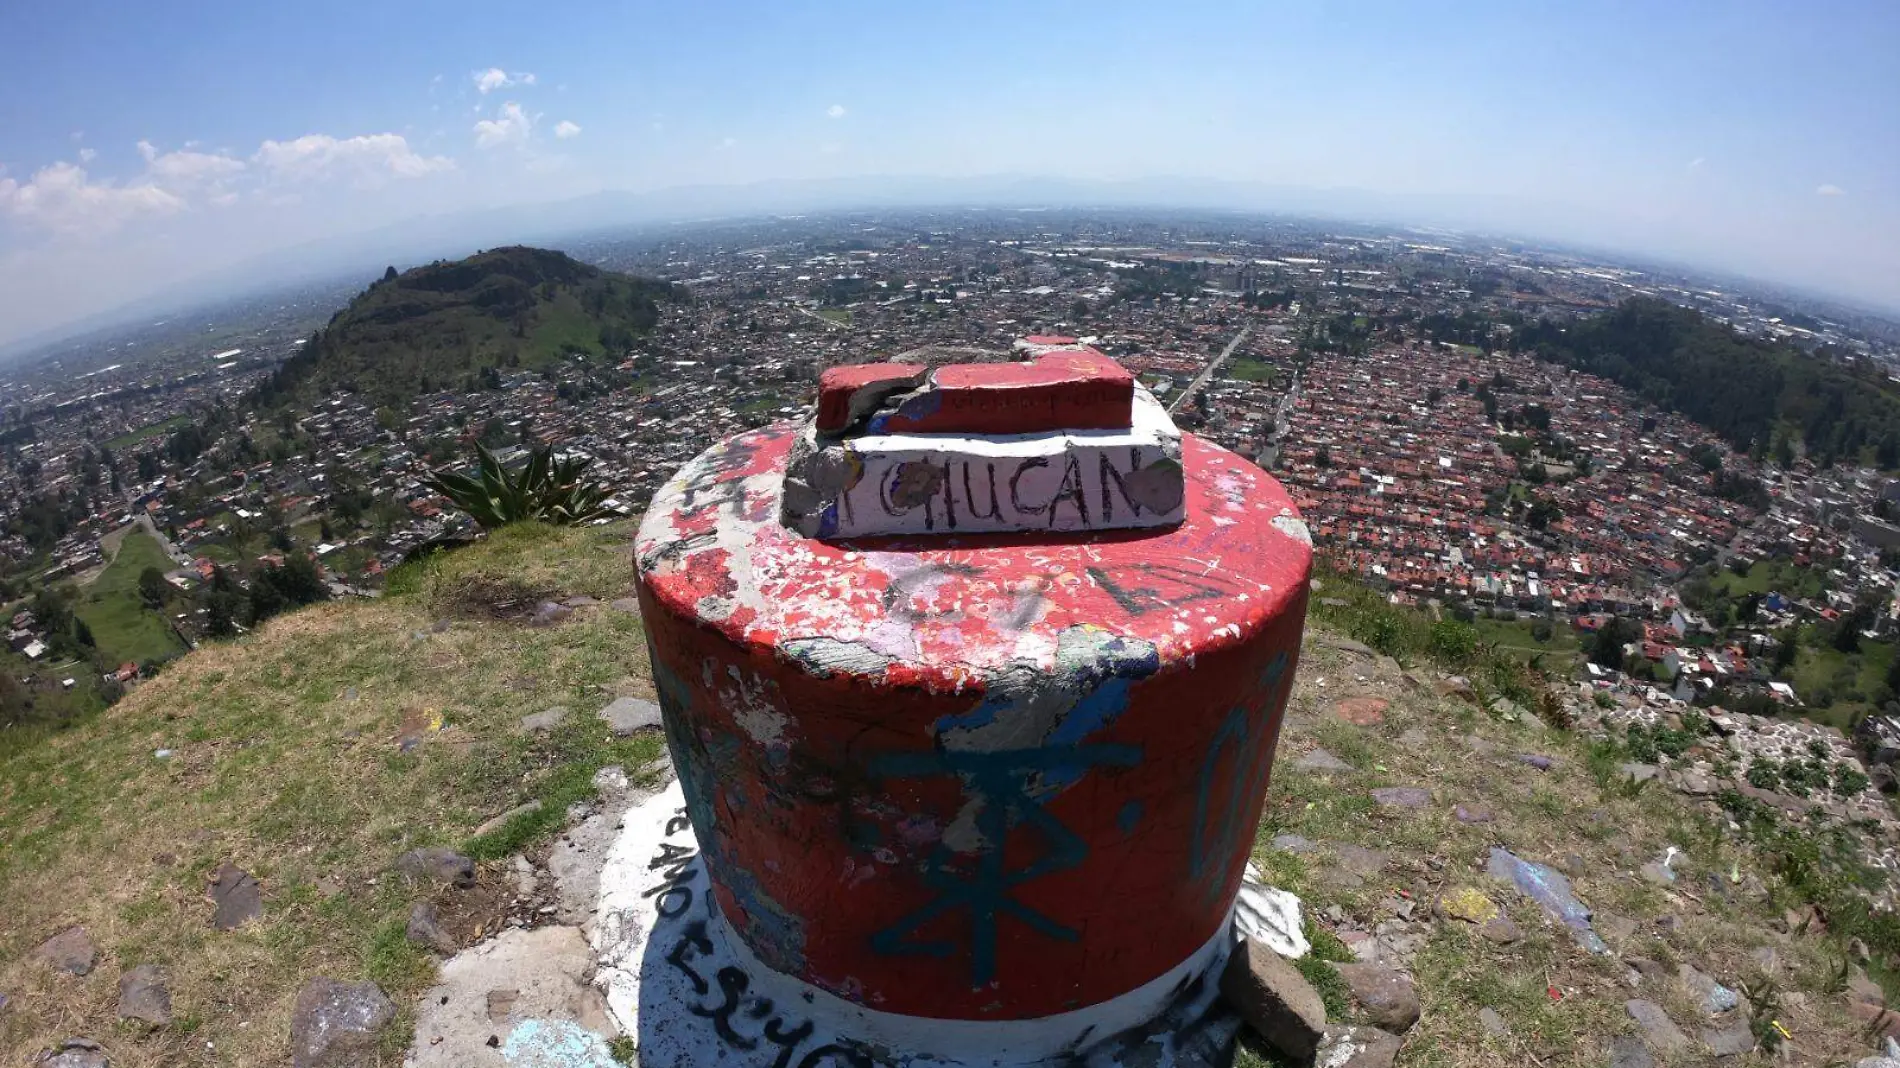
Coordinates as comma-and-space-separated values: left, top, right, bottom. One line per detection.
251, 247, 678, 408
1516, 297, 1900, 466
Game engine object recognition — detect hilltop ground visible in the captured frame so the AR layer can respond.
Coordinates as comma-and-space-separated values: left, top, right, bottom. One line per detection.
0, 523, 1891, 1066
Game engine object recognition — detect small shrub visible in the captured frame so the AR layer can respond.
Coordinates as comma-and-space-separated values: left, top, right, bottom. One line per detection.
1746, 759, 1782, 792
1625, 727, 1660, 765
1834, 763, 1871, 796
1429, 620, 1480, 664
1780, 758, 1830, 799
424, 443, 613, 529
1353, 612, 1407, 658
1741, 979, 1785, 1054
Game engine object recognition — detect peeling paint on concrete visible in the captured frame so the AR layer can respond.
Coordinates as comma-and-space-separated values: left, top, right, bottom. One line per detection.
500, 1019, 619, 1068
1270, 511, 1312, 547
1235, 882, 1308, 960
781, 636, 896, 678
634, 421, 1312, 1023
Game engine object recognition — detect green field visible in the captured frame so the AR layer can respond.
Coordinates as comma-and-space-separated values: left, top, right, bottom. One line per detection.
103, 414, 190, 451
195, 542, 240, 565
1226, 356, 1281, 384
1709, 558, 1829, 600
1470, 615, 1583, 672
1788, 631, 1894, 729
817, 307, 852, 326
74, 530, 186, 667
737, 392, 788, 416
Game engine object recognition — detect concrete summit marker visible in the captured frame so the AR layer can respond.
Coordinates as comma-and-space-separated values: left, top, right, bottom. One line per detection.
617, 342, 1312, 1065
784, 343, 1184, 540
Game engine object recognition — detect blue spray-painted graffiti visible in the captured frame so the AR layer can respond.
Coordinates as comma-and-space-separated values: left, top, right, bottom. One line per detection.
652, 650, 721, 853
1187, 651, 1289, 899
866, 743, 1142, 988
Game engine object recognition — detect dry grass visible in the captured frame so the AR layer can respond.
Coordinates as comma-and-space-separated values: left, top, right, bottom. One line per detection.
2, 521, 1875, 1066
0, 521, 663, 1067
1238, 635, 1868, 1067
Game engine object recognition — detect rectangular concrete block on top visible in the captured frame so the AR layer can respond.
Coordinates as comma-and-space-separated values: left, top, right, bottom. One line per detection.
787, 343, 1183, 539
815, 347, 1134, 437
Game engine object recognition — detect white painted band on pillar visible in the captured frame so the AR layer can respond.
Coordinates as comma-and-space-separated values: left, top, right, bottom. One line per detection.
594, 781, 1236, 1068
709, 884, 1233, 1064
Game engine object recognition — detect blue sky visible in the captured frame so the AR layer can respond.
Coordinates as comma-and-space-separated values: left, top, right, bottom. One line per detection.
1, 0, 1895, 344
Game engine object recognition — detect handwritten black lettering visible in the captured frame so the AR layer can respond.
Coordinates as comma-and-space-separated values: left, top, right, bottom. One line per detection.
763, 1019, 816, 1068
797, 1043, 877, 1068
1009, 457, 1052, 515
1047, 452, 1088, 527
1087, 563, 1234, 617
664, 921, 715, 998
655, 883, 694, 919
685, 965, 760, 1050
962, 462, 1003, 521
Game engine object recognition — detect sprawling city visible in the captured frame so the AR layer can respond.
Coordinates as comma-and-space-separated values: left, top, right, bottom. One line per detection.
6, 212, 1897, 723
6, 204, 1900, 1065
5, 2, 1900, 1065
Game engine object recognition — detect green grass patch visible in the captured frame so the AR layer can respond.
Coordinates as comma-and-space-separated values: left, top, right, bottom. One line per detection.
74, 529, 186, 666
1227, 356, 1281, 384
103, 414, 191, 450
1788, 633, 1893, 729
0, 520, 663, 1065
1710, 558, 1828, 600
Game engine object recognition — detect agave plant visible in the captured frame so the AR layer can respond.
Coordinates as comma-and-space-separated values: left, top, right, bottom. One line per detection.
423, 443, 614, 528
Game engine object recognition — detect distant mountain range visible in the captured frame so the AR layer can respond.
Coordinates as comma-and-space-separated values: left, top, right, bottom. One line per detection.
248, 246, 676, 409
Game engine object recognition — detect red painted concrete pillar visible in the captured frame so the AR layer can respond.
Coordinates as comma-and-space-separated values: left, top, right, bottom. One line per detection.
634, 344, 1312, 1035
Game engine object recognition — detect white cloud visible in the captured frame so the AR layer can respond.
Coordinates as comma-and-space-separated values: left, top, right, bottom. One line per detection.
474, 102, 534, 149
827, 104, 847, 119
1688, 157, 1704, 169
719, 136, 738, 150
0, 161, 185, 235
474, 67, 535, 94
1816, 183, 1845, 196
553, 120, 582, 140
0, 129, 448, 240
252, 132, 452, 184
138, 141, 246, 189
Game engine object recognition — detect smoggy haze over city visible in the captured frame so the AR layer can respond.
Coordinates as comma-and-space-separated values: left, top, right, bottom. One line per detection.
1, 0, 1895, 348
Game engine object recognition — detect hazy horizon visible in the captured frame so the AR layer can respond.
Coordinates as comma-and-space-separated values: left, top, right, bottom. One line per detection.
3, 0, 1895, 347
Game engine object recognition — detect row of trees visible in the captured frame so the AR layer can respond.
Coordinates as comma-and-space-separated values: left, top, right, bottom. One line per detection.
199, 556, 328, 638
